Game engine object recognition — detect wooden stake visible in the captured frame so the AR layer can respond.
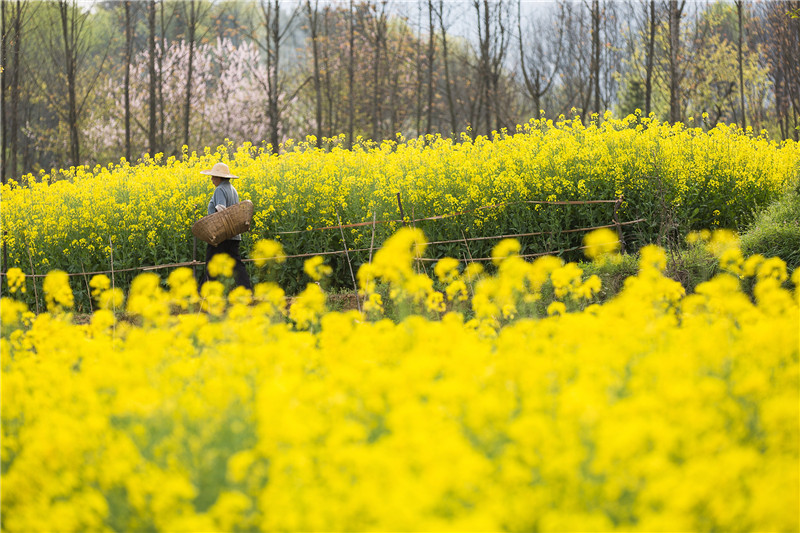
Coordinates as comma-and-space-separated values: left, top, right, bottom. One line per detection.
2, 230, 7, 276
109, 236, 117, 315
80, 261, 93, 314
462, 251, 475, 300
396, 192, 406, 226
23, 237, 40, 314
460, 229, 475, 262
336, 208, 361, 313
613, 197, 626, 254
369, 211, 377, 264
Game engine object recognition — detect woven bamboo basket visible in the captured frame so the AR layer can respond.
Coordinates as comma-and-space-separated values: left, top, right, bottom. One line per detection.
191, 200, 254, 246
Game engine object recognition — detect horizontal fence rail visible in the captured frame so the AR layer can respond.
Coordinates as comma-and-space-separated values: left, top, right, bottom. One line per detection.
275, 198, 623, 234
0, 219, 644, 278
1, 196, 642, 313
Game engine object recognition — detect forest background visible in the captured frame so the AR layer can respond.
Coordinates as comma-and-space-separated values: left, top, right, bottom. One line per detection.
1, 0, 799, 181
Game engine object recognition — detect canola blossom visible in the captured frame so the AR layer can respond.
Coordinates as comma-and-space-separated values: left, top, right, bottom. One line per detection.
1, 115, 798, 304
2, 229, 798, 532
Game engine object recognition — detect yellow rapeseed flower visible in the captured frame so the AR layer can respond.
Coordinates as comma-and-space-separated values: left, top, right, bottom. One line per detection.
208, 253, 235, 278
434, 257, 460, 284
252, 239, 286, 267
42, 270, 73, 312
304, 256, 332, 281
492, 239, 521, 266
6, 268, 26, 294
583, 228, 620, 262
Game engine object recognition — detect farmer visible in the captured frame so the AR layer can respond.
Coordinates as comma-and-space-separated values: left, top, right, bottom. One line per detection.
199, 162, 252, 290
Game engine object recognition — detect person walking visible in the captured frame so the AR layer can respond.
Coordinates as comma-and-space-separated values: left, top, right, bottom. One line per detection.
200, 162, 252, 289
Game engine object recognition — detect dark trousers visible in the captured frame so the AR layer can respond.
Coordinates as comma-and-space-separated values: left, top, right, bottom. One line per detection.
202, 239, 252, 290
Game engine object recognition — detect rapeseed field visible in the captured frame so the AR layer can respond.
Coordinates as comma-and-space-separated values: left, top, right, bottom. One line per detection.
1, 115, 798, 302
2, 229, 798, 532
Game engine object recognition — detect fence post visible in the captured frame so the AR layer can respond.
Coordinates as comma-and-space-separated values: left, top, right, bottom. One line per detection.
336, 208, 361, 313
369, 211, 377, 264
2, 231, 7, 276
614, 197, 626, 254
460, 229, 474, 262
109, 236, 116, 302
80, 262, 93, 314
396, 192, 406, 227
23, 237, 40, 314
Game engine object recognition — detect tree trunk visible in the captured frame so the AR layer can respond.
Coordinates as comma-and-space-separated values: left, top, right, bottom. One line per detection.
1, 1, 7, 183
736, 0, 746, 129
371, 1, 387, 142
347, 0, 354, 148
9, 0, 29, 177
306, 0, 323, 147
517, 0, 563, 118
482, 0, 491, 135
591, 0, 601, 116
148, 0, 157, 154
645, 0, 656, 116
270, 0, 281, 150
60, 0, 80, 166
517, 0, 539, 116
183, 0, 197, 149
262, 0, 281, 151
668, 0, 685, 124
388, 26, 408, 136
157, 0, 167, 151
473, 0, 490, 136
1, 1, 22, 183
436, 1, 457, 135
426, 0, 435, 136
124, 0, 133, 160
321, 6, 335, 137
414, 3, 423, 137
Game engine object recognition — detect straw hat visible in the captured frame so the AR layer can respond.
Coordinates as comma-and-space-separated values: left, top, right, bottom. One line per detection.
200, 162, 239, 179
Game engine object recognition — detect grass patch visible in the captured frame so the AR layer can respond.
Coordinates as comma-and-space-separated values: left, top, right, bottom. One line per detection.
741, 188, 800, 272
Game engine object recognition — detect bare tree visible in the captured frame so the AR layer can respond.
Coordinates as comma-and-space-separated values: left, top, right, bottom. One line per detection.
554, 1, 591, 116
757, 0, 800, 139
645, 0, 658, 115
123, 0, 134, 160
473, 0, 510, 135
735, 0, 746, 129
40, 0, 109, 166
617, 0, 657, 116
434, 0, 457, 135
390, 20, 411, 136
518, 0, 564, 116
668, 0, 686, 123
61, 0, 80, 164
249, 0, 301, 151
157, 1, 177, 151
347, 0, 355, 147
320, 5, 340, 137
359, 0, 389, 141
1, 1, 7, 183
414, 2, 424, 136
474, 0, 490, 134
590, 0, 601, 116
305, 0, 323, 146
1, 1, 28, 182
600, 2, 623, 113
180, 0, 211, 149
148, 0, 157, 154
425, 0, 435, 135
